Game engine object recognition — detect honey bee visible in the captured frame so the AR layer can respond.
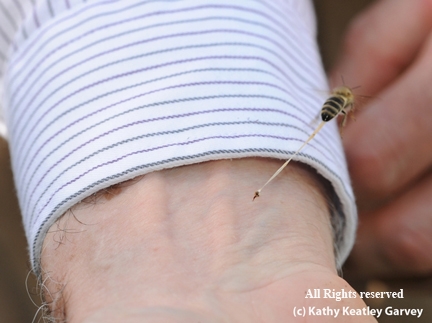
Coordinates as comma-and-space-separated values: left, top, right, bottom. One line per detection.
253, 86, 355, 201
321, 86, 355, 126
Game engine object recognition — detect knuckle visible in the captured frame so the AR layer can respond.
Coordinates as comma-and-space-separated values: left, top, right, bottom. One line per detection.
342, 13, 370, 56
342, 0, 384, 55
420, 0, 432, 20
421, 32, 432, 62
342, 3, 407, 70
347, 120, 405, 199
383, 223, 432, 274
348, 149, 390, 197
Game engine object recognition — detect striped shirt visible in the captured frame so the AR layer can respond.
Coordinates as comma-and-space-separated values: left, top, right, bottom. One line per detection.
0, 0, 356, 275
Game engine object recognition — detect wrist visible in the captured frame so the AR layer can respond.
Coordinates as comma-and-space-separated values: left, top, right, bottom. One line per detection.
41, 158, 338, 322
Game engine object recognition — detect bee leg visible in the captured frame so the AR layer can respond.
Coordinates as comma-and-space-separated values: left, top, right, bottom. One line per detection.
349, 104, 356, 121
341, 110, 349, 127
339, 110, 348, 137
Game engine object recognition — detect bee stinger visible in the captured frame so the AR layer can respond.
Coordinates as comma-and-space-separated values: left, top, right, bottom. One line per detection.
253, 86, 355, 201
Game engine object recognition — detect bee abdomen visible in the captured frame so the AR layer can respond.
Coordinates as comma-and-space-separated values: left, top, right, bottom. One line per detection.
321, 96, 345, 122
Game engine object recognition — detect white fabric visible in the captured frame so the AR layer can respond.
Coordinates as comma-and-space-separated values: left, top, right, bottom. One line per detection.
0, 0, 357, 274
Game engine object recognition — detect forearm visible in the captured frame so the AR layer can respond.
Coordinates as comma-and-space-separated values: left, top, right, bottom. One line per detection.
41, 159, 371, 323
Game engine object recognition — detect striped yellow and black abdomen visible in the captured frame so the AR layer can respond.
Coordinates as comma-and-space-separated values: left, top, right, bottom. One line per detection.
321, 95, 346, 122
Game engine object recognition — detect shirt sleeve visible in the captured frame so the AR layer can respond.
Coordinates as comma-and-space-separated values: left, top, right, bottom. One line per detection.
1, 0, 357, 274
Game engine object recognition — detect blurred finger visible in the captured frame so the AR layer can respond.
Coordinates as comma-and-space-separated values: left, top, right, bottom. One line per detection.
343, 32, 432, 204
347, 171, 432, 278
330, 0, 432, 95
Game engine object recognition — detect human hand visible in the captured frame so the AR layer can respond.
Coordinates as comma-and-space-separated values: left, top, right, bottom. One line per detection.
331, 0, 432, 278
40, 159, 375, 322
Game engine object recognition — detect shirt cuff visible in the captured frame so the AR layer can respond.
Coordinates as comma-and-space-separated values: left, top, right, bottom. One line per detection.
3, 0, 357, 274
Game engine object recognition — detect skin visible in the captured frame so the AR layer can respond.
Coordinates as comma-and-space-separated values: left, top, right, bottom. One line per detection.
331, 0, 432, 278
41, 159, 376, 323
39, 0, 432, 317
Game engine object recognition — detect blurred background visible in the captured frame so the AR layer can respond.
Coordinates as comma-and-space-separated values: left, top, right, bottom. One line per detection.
0, 0, 430, 322
313, 1, 432, 322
